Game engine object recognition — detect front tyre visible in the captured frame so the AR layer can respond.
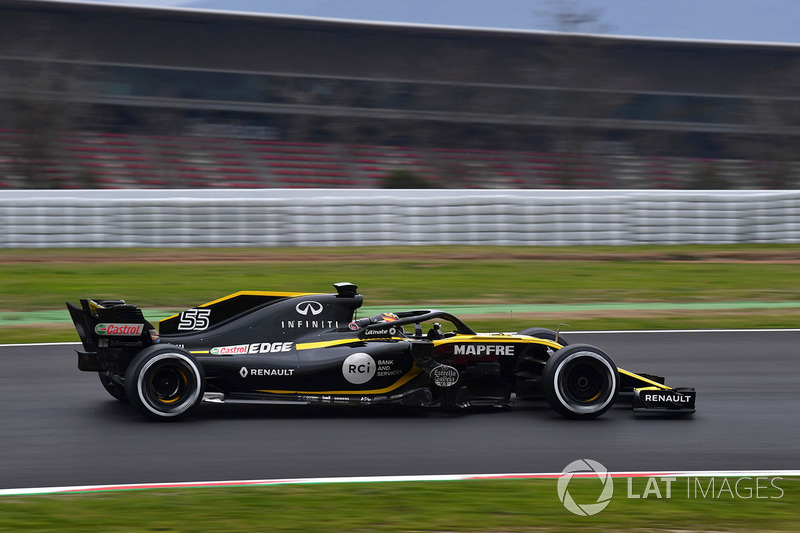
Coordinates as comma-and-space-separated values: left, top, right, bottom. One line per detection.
125, 346, 204, 421
542, 344, 619, 420
517, 327, 569, 346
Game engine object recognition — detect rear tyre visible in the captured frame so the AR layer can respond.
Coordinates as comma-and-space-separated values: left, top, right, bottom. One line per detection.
125, 346, 204, 421
98, 372, 128, 402
542, 344, 618, 420
517, 327, 569, 346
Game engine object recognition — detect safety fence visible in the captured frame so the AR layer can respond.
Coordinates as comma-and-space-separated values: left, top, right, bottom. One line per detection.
1, 190, 799, 248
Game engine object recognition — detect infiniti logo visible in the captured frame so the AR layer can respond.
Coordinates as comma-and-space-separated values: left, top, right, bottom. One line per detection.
295, 301, 323, 316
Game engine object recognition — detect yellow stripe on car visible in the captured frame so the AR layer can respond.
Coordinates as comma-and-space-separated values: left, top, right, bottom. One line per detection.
161, 291, 314, 321
433, 334, 563, 350
618, 368, 671, 390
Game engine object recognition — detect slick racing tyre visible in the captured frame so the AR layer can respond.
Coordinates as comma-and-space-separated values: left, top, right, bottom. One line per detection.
517, 327, 569, 346
125, 346, 205, 421
542, 344, 619, 420
99, 372, 128, 402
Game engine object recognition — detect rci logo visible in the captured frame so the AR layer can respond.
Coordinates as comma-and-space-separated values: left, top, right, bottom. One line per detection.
295, 301, 323, 316
342, 352, 375, 384
557, 459, 614, 516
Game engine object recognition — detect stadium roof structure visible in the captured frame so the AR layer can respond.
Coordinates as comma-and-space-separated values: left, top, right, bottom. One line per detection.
9, 0, 800, 50
2, 0, 800, 147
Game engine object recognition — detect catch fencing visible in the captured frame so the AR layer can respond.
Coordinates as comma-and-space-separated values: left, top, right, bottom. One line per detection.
1, 189, 799, 248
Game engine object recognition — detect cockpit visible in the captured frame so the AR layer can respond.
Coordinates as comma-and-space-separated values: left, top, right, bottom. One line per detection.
354, 309, 475, 340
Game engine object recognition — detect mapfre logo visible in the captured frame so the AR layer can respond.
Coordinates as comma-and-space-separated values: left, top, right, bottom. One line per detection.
295, 301, 323, 316
94, 323, 144, 336
342, 352, 375, 384
558, 459, 614, 516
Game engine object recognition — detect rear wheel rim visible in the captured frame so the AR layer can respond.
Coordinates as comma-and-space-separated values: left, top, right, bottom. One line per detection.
148, 365, 189, 404
136, 353, 201, 417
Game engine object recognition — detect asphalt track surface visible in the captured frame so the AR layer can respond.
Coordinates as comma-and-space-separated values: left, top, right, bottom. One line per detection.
1, 331, 799, 490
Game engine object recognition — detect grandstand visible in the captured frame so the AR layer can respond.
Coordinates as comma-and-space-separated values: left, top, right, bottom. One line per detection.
1, 0, 800, 189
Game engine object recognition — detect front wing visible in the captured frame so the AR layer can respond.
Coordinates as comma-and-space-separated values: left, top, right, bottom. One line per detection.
632, 387, 696, 413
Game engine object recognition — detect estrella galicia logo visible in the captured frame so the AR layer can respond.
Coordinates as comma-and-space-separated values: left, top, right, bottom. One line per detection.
557, 459, 614, 516
295, 301, 323, 316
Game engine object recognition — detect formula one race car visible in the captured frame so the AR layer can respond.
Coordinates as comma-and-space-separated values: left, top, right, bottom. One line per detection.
67, 283, 696, 420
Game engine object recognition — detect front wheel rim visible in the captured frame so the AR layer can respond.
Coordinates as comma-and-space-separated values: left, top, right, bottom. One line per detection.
553, 352, 616, 414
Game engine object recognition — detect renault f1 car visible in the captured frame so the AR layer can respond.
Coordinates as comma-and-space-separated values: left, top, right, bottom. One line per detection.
67, 283, 696, 420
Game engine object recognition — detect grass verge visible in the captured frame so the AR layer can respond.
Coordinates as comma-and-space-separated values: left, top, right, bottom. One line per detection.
1, 478, 797, 532
2, 245, 799, 343
2, 245, 800, 311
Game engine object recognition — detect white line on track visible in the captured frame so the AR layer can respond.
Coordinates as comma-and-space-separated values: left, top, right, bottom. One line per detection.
2, 471, 799, 497
1, 342, 82, 348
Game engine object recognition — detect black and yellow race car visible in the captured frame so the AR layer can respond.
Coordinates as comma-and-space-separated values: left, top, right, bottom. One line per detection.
67, 282, 696, 420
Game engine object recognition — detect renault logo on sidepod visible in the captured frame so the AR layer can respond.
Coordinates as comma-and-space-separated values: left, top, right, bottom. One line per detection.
295, 301, 323, 316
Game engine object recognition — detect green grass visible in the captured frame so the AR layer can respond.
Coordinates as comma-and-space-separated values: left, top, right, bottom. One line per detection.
2, 245, 800, 343
1, 478, 797, 532
2, 245, 800, 311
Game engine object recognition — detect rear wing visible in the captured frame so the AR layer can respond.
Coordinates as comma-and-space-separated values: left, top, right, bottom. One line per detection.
66, 299, 157, 354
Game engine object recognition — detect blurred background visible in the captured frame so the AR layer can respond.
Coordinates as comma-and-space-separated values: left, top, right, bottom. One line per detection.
1, 0, 799, 190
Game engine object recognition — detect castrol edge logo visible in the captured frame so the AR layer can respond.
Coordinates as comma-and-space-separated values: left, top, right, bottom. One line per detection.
95, 323, 144, 336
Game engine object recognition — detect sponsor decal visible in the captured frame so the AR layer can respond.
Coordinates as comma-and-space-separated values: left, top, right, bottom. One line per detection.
453, 344, 514, 356
364, 326, 397, 337
280, 320, 340, 330
430, 365, 459, 387
380, 313, 399, 322
94, 323, 144, 336
177, 308, 211, 331
211, 342, 294, 355
99, 338, 143, 348
239, 366, 295, 377
376, 359, 403, 378
642, 392, 693, 403
349, 321, 360, 331
342, 352, 376, 384
295, 301, 323, 316
212, 344, 248, 355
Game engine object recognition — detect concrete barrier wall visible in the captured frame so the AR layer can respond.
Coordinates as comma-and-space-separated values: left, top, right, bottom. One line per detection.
1, 190, 799, 248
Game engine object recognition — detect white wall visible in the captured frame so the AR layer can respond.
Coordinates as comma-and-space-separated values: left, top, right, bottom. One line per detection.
2, 189, 799, 248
